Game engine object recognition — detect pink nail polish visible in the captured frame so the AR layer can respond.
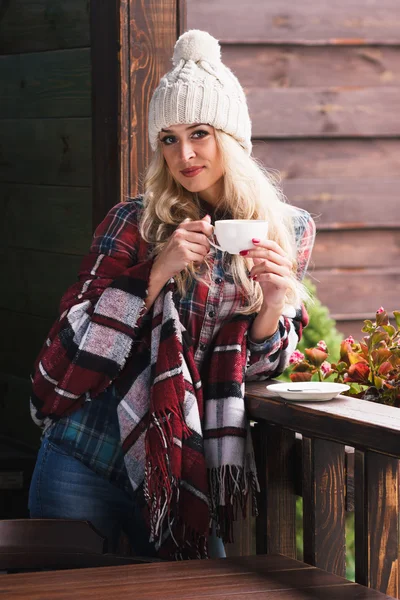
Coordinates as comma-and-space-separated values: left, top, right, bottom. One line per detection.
239, 250, 249, 256
252, 238, 260, 244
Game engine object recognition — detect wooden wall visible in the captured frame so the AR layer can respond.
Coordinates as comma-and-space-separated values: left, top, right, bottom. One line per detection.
188, 0, 400, 339
0, 1, 92, 445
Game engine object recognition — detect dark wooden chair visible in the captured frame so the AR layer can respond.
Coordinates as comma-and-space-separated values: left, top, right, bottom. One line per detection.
0, 519, 159, 573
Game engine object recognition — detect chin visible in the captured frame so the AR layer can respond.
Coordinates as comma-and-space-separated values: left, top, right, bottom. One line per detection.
179, 180, 210, 194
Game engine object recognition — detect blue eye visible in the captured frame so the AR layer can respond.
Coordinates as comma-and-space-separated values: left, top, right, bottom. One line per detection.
160, 135, 176, 145
192, 130, 208, 139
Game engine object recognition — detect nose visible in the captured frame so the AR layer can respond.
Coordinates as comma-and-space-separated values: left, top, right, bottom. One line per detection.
179, 140, 196, 162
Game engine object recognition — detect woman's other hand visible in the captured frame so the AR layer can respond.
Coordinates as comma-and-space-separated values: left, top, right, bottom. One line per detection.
241, 239, 292, 311
153, 215, 213, 284
241, 239, 293, 343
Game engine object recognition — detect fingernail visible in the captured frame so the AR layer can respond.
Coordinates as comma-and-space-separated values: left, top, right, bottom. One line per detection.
251, 275, 258, 280
204, 214, 211, 221
239, 250, 249, 256
252, 238, 260, 244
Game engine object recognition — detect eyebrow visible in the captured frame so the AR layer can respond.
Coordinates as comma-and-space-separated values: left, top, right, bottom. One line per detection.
160, 124, 208, 133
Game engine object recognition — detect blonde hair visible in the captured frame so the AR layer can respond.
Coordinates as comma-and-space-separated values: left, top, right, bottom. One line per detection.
140, 129, 308, 314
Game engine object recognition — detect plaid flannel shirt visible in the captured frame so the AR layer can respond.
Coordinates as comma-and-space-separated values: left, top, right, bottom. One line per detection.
42, 198, 315, 491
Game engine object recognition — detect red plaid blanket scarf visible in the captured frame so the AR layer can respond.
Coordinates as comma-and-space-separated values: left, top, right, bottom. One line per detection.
31, 253, 259, 559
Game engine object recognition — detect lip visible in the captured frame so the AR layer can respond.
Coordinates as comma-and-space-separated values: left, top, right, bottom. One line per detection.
180, 166, 205, 177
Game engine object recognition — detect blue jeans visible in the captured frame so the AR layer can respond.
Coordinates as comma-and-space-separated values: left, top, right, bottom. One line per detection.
29, 438, 225, 558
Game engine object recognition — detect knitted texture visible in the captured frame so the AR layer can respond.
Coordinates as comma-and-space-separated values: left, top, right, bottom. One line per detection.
148, 30, 252, 154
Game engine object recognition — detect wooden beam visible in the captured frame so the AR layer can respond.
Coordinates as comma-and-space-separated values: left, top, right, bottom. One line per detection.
119, 0, 186, 203
355, 450, 400, 597
253, 422, 297, 558
0, 0, 90, 54
302, 437, 346, 576
90, 0, 119, 229
188, 0, 400, 45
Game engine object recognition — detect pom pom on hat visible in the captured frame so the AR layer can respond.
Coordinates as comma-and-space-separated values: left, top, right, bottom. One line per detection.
172, 30, 221, 67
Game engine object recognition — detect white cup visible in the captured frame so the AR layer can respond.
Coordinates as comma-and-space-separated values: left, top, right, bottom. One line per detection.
209, 219, 269, 254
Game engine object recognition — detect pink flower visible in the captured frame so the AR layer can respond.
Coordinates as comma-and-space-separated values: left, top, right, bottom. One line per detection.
321, 361, 331, 375
316, 340, 327, 352
377, 307, 385, 314
344, 335, 354, 345
289, 350, 305, 365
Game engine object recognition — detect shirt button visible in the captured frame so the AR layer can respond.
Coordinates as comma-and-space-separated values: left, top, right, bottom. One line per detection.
215, 277, 223, 284
208, 310, 216, 319
199, 343, 207, 351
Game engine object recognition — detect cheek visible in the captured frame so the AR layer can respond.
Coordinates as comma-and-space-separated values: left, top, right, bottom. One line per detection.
162, 151, 176, 174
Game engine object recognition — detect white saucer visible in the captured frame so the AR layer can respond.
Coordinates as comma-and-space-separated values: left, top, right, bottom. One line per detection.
266, 382, 350, 402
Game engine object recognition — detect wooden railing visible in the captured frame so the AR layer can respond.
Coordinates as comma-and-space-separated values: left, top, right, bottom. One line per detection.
243, 382, 400, 599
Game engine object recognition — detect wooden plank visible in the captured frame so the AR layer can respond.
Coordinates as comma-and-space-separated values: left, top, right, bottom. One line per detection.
90, 1, 119, 228
249, 87, 400, 138
0, 184, 92, 254
302, 438, 346, 577
280, 179, 400, 229
0, 555, 392, 599
312, 269, 400, 317
246, 383, 400, 460
335, 319, 373, 341
0, 559, 357, 599
222, 45, 400, 88
294, 438, 355, 514
187, 0, 400, 44
253, 139, 400, 180
355, 450, 400, 597
224, 495, 256, 558
120, 0, 183, 201
253, 423, 297, 558
0, 0, 90, 54
346, 448, 355, 513
253, 421, 268, 554
0, 373, 40, 447
0, 248, 81, 317
0, 118, 91, 186
0, 310, 53, 379
312, 230, 400, 269
0, 49, 90, 119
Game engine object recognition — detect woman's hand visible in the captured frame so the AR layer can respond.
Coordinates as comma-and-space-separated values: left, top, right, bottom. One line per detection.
241, 238, 293, 311
152, 215, 213, 284
242, 238, 293, 342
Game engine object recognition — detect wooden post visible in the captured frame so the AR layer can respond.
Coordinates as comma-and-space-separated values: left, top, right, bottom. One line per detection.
302, 437, 346, 577
119, 0, 186, 203
91, 0, 186, 227
90, 0, 120, 229
355, 450, 400, 598
253, 422, 297, 558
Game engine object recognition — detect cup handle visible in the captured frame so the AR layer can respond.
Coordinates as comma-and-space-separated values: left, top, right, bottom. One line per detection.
209, 238, 224, 252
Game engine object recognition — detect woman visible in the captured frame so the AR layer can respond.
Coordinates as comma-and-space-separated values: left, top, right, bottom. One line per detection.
29, 30, 315, 559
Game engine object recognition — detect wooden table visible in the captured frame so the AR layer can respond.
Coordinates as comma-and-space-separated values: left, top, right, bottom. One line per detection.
0, 554, 394, 599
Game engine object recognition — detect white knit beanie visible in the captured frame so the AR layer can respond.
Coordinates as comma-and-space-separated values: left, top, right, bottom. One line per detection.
148, 30, 252, 155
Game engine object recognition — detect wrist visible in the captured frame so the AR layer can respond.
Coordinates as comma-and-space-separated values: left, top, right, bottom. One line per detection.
152, 258, 173, 286
258, 301, 285, 320
250, 309, 281, 343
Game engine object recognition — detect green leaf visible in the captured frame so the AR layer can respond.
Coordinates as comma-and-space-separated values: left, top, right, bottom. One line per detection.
369, 331, 389, 350
361, 320, 374, 333
383, 325, 396, 338
393, 311, 400, 329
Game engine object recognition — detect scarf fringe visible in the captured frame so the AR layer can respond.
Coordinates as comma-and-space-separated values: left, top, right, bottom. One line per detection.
144, 408, 206, 555
208, 465, 259, 544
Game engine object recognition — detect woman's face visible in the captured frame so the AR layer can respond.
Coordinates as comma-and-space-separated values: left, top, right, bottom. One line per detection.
159, 123, 224, 206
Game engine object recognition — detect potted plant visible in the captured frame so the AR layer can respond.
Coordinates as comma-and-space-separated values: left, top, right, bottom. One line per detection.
289, 308, 400, 407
